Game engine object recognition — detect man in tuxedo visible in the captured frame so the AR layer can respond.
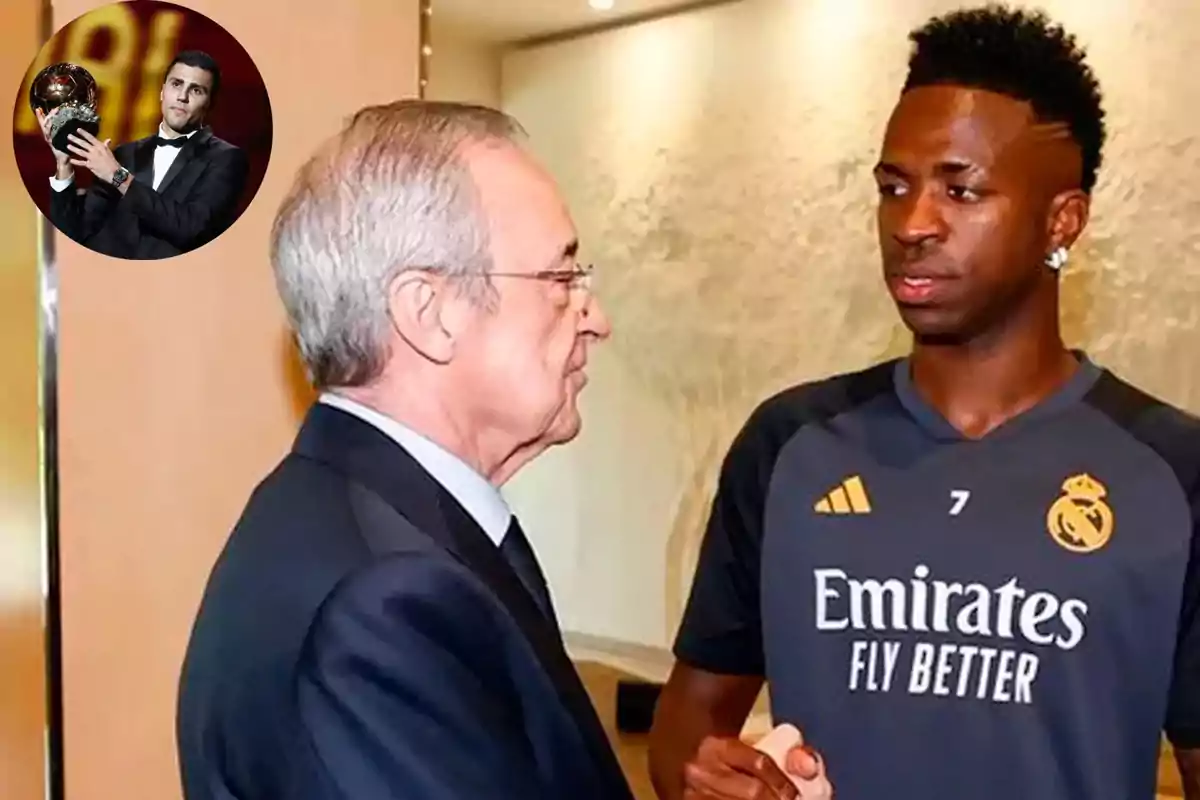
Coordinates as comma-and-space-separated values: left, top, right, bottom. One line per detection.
175, 100, 629, 799
38, 50, 248, 260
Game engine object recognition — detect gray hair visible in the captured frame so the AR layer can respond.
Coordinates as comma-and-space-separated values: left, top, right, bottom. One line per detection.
270, 100, 526, 389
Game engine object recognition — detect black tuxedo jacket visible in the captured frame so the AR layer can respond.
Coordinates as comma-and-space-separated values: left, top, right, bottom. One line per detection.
48, 126, 248, 260
176, 403, 634, 800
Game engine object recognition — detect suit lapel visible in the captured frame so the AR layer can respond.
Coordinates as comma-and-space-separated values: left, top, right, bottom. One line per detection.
131, 138, 156, 187
155, 126, 212, 193
292, 404, 631, 797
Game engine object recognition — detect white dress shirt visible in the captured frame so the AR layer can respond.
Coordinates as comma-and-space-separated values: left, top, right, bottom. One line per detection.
318, 393, 512, 546
49, 121, 197, 193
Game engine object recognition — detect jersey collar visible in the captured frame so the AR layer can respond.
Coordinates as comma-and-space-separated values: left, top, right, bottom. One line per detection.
893, 350, 1103, 442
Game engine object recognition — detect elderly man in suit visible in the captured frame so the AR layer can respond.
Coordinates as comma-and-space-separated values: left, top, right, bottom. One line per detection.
38, 50, 247, 260
175, 100, 632, 799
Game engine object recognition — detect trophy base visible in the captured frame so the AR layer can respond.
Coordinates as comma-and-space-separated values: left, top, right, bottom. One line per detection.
50, 117, 100, 156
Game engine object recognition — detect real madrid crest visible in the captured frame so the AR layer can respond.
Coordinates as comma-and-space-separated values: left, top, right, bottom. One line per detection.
1046, 473, 1114, 553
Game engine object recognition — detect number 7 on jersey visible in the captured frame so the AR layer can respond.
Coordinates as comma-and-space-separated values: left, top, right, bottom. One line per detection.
949, 489, 971, 516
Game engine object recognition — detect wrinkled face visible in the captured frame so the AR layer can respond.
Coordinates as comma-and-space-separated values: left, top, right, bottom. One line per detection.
451, 142, 611, 449
160, 63, 213, 133
874, 85, 1088, 343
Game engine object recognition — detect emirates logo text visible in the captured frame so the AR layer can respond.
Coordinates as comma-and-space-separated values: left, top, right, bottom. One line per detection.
813, 564, 1089, 705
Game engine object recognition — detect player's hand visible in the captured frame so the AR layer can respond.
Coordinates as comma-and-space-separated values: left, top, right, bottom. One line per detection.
682, 734, 812, 800
34, 108, 71, 166
64, 129, 121, 184
753, 724, 833, 798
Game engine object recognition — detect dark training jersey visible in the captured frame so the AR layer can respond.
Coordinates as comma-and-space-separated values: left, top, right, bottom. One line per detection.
674, 355, 1200, 800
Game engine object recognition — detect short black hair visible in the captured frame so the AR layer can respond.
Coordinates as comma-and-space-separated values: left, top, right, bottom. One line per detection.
166, 50, 221, 101
902, 4, 1106, 193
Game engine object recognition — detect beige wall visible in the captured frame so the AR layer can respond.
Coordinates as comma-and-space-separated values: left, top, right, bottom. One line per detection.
0, 1, 49, 797
54, 1, 419, 798
497, 0, 1200, 649
426, 19, 502, 107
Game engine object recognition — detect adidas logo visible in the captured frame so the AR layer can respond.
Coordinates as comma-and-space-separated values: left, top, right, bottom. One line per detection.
814, 475, 872, 515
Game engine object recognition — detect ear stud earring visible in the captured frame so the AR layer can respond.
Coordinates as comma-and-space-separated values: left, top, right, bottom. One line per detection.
1045, 246, 1069, 271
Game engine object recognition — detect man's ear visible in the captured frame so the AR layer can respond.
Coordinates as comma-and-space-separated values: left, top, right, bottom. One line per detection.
1047, 189, 1090, 253
386, 270, 455, 364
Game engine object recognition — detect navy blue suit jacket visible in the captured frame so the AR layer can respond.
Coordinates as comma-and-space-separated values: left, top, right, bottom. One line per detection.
176, 403, 634, 799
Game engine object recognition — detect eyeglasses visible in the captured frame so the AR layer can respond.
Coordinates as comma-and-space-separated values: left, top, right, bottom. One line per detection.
488, 263, 594, 291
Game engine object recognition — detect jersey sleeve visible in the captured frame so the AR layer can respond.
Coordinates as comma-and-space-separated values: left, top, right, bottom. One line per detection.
1165, 477, 1200, 748
671, 398, 798, 676
671, 363, 895, 677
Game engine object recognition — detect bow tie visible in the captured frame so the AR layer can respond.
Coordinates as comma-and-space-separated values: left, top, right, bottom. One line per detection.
153, 136, 187, 148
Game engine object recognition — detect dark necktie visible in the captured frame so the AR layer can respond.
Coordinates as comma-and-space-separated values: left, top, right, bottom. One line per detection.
500, 516, 558, 627
153, 136, 186, 148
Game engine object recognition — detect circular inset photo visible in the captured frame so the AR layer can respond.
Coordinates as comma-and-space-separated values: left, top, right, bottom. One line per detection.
12, 0, 272, 260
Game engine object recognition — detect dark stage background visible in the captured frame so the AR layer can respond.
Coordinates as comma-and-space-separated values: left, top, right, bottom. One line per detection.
11, 0, 272, 228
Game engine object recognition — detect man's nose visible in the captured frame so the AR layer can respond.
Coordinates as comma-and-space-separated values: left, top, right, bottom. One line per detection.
581, 293, 612, 341
893, 189, 947, 248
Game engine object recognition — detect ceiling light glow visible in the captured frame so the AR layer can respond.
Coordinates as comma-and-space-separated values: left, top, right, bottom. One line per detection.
589, 0, 615, 10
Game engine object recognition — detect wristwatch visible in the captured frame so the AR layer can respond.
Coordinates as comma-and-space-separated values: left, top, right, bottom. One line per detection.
111, 166, 130, 189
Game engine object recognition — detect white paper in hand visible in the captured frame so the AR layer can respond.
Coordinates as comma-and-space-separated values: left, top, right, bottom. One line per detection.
751, 724, 833, 799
